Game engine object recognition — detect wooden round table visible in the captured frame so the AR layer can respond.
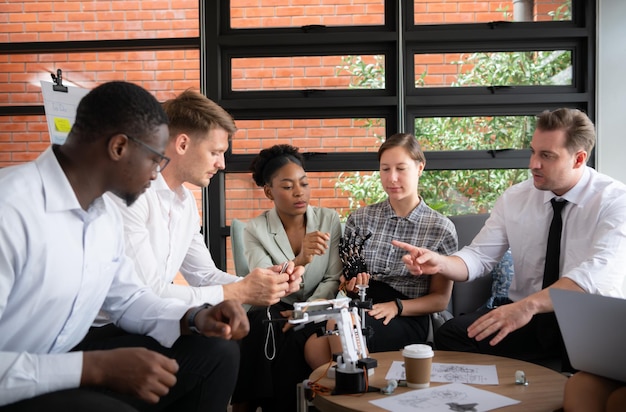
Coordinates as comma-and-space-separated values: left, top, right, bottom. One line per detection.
308, 351, 567, 412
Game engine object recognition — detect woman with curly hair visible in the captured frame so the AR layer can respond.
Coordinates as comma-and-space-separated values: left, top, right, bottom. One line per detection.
231, 144, 345, 412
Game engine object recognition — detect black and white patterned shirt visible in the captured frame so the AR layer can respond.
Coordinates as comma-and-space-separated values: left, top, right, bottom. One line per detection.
344, 199, 458, 299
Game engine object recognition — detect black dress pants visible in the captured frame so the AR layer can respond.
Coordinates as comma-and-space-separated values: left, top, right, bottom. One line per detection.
231, 301, 320, 412
1, 325, 240, 412
434, 304, 565, 367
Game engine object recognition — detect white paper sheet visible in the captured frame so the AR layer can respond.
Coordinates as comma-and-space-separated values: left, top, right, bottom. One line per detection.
385, 361, 499, 385
370, 382, 520, 412
40, 80, 89, 145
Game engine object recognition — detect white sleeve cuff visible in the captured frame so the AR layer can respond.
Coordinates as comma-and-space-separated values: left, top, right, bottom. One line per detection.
0, 352, 82, 406
201, 285, 225, 306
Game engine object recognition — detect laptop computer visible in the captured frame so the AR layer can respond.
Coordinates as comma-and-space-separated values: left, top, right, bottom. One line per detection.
550, 288, 626, 382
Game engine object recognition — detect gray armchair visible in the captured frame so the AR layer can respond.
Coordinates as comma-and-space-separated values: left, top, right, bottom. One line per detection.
447, 213, 493, 317
230, 219, 249, 277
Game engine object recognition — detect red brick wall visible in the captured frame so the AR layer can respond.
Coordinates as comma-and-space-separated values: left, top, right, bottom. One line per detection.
1, 1, 199, 42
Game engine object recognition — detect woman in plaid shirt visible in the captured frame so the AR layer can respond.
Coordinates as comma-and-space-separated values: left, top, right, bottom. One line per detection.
342, 132, 458, 352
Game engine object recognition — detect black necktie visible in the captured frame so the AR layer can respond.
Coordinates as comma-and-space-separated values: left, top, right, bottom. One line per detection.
543, 198, 568, 288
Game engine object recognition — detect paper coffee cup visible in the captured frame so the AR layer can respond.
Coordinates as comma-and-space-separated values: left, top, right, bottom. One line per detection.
402, 344, 434, 388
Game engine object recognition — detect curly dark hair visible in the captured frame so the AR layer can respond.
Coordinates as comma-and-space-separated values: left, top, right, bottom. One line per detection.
249, 144, 305, 187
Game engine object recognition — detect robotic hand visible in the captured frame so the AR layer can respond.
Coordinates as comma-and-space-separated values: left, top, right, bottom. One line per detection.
339, 228, 373, 331
338, 228, 372, 280
290, 297, 377, 394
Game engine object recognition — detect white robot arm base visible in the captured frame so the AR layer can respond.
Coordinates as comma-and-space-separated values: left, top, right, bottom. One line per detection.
290, 297, 378, 394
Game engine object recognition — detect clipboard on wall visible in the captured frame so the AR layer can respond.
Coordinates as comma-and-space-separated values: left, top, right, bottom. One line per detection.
40, 70, 89, 145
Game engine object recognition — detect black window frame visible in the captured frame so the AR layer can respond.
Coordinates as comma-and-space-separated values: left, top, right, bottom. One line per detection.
204, 0, 595, 270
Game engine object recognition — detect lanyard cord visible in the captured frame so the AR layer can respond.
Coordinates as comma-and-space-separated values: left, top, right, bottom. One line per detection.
265, 261, 290, 360
264, 305, 276, 360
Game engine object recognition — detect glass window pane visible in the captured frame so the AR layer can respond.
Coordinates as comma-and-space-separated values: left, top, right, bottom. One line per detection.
1, 0, 198, 42
415, 115, 535, 151
335, 168, 530, 218
413, 0, 572, 25
230, 0, 385, 29
232, 55, 385, 91
232, 118, 385, 154
414, 51, 572, 88
0, 50, 200, 106
421, 169, 530, 215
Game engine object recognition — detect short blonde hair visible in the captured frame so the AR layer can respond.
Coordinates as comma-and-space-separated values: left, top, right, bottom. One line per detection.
162, 89, 236, 141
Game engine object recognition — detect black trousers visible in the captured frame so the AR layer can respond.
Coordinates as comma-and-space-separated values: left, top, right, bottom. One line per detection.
1, 325, 240, 412
434, 303, 567, 369
364, 280, 430, 353
231, 301, 320, 412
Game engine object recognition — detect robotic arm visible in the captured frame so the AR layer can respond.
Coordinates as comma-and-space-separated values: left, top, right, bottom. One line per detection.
290, 297, 378, 394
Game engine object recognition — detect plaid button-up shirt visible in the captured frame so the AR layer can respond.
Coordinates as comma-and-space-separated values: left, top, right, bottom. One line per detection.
344, 199, 458, 298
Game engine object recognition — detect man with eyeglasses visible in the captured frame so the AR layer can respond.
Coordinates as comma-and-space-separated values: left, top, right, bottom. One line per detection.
0, 81, 250, 412
125, 133, 171, 173
106, 89, 303, 313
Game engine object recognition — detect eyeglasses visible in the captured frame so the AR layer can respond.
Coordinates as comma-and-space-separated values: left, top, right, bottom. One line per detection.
125, 134, 170, 173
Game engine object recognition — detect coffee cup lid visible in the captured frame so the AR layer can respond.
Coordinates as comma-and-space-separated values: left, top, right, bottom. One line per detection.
402, 343, 434, 359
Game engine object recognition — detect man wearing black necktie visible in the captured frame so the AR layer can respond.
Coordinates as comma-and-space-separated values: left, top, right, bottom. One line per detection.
393, 108, 626, 369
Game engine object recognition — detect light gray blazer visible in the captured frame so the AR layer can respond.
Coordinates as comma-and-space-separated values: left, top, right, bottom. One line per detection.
244, 206, 343, 305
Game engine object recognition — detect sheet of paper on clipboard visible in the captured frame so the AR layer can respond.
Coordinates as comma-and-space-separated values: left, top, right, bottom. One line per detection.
40, 80, 89, 145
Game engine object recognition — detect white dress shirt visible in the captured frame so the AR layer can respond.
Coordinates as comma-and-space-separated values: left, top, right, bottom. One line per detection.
0, 147, 190, 406
456, 166, 626, 300
107, 173, 241, 307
